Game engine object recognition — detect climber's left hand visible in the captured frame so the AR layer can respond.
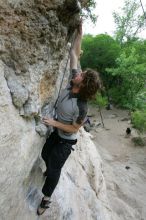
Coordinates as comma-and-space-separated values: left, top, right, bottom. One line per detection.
42, 117, 56, 127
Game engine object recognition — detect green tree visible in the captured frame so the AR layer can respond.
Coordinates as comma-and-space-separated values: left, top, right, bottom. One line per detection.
131, 110, 146, 133
123, 39, 146, 64
106, 47, 146, 109
81, 34, 121, 99
81, 34, 120, 72
113, 0, 146, 44
81, 0, 97, 23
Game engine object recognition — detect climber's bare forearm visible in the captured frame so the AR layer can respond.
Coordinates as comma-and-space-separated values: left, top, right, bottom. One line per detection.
70, 23, 82, 69
42, 117, 82, 133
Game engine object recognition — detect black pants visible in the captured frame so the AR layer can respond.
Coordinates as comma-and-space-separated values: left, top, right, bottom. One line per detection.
41, 130, 77, 197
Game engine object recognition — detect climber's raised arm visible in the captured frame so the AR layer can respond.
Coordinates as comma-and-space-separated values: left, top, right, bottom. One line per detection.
70, 22, 82, 71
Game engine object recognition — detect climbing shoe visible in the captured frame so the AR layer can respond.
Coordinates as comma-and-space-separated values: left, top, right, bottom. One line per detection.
43, 170, 47, 177
37, 197, 51, 215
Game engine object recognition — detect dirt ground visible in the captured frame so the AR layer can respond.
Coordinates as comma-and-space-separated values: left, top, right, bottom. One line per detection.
87, 106, 146, 220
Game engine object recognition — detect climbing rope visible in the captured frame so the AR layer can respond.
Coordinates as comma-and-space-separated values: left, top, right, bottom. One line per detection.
52, 34, 76, 118
43, 32, 76, 118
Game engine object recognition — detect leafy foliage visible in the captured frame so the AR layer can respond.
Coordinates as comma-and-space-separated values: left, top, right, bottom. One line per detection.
113, 0, 146, 44
106, 47, 146, 109
96, 93, 108, 108
131, 110, 146, 132
89, 92, 108, 108
81, 0, 97, 24
81, 34, 120, 72
123, 39, 146, 64
134, 90, 146, 110
80, 34, 121, 101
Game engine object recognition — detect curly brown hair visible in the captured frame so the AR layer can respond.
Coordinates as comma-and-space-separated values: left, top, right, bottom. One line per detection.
79, 69, 101, 101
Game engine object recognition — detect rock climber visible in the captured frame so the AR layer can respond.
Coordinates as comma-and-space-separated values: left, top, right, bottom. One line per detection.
37, 22, 101, 215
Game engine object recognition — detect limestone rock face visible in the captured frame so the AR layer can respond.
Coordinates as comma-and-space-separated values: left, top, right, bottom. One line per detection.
0, 0, 113, 219
0, 61, 44, 219
0, 0, 79, 117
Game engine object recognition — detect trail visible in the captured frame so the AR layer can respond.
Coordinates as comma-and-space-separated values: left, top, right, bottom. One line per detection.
89, 106, 146, 220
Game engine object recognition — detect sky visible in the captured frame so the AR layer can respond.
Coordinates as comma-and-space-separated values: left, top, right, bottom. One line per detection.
83, 0, 146, 39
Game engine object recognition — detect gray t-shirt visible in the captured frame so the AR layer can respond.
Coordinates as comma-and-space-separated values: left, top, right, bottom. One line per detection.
56, 69, 87, 140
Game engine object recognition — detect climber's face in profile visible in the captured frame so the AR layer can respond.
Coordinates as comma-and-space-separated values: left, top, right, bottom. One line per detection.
71, 71, 85, 87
